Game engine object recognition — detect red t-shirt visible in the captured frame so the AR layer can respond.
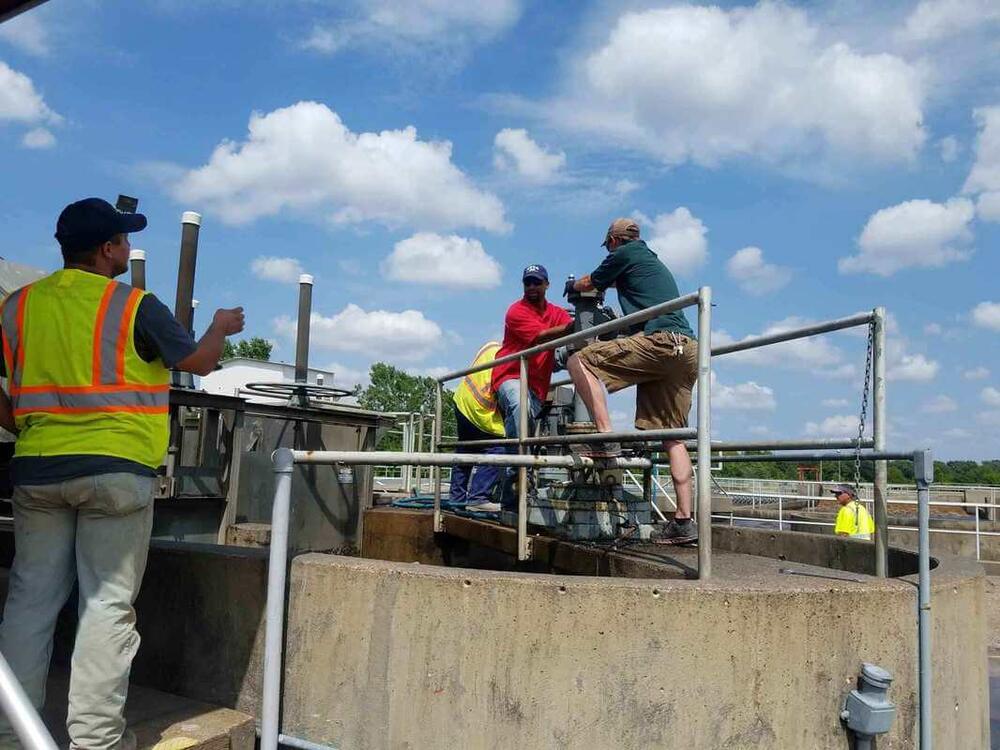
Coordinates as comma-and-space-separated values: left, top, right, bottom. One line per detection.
491, 298, 572, 401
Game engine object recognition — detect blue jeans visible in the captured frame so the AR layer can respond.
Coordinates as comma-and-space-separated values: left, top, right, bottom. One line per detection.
495, 379, 543, 510
449, 408, 504, 505
0, 473, 155, 750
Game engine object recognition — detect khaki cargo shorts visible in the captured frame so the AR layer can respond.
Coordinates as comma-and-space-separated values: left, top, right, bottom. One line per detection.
577, 331, 698, 430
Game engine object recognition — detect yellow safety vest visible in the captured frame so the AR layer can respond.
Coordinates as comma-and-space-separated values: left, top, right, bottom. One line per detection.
834, 500, 875, 540
453, 342, 505, 437
1, 269, 171, 469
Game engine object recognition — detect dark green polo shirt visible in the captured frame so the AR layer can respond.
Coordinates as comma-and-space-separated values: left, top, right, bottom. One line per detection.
590, 239, 695, 338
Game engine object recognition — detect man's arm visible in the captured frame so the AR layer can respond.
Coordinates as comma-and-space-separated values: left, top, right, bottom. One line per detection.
531, 321, 574, 346
134, 295, 245, 377
175, 308, 245, 376
0, 390, 16, 434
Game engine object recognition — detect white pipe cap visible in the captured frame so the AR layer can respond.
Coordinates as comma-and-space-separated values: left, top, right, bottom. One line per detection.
192, 299, 200, 309
129, 249, 146, 261
299, 274, 314, 286
181, 211, 202, 226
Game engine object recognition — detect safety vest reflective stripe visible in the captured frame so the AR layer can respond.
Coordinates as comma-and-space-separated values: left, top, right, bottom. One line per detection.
13, 387, 169, 414
8, 280, 155, 414
1, 286, 30, 389
462, 374, 495, 411
93, 282, 142, 385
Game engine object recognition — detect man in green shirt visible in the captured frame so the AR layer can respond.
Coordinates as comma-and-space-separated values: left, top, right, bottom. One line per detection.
565, 218, 698, 545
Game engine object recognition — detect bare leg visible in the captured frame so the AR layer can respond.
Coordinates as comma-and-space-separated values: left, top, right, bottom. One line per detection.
664, 440, 693, 520
567, 353, 612, 432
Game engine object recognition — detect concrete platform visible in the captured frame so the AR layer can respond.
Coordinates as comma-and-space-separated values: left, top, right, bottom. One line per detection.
39, 669, 255, 750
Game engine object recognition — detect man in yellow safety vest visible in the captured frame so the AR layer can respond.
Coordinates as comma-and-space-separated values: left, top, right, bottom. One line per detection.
831, 483, 875, 540
0, 198, 244, 750
450, 342, 506, 512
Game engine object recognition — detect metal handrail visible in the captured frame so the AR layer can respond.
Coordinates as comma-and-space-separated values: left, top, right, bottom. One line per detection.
0, 651, 58, 750
436, 291, 701, 383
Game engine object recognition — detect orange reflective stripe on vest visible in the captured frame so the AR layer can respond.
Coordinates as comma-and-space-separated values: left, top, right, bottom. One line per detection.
1, 285, 30, 391
461, 373, 495, 411
7, 280, 167, 416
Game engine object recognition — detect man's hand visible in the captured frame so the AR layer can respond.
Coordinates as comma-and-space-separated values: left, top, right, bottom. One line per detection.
213, 307, 245, 335
563, 279, 576, 298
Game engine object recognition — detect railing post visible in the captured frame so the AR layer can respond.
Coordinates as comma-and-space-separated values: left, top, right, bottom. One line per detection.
697, 286, 712, 579
402, 417, 412, 493
914, 449, 933, 750
433, 386, 443, 532
0, 651, 58, 750
261, 448, 295, 750
517, 356, 531, 561
873, 306, 888, 578
416, 412, 425, 493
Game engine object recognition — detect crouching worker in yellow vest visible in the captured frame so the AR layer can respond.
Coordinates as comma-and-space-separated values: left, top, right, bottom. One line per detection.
450, 342, 506, 513
831, 483, 875, 540
0, 198, 245, 750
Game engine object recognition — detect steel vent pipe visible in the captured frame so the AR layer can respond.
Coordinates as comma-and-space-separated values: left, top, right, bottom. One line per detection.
129, 249, 146, 290
173, 211, 201, 335
295, 274, 314, 384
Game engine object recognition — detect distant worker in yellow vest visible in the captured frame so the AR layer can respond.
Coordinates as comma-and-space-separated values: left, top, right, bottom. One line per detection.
831, 483, 875, 540
0, 198, 245, 750
450, 342, 506, 513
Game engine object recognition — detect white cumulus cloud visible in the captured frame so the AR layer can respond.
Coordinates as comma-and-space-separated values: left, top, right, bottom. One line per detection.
725, 246, 792, 295
899, 0, 1000, 42
302, 0, 521, 57
0, 12, 50, 56
888, 351, 939, 382
170, 101, 508, 232
938, 136, 960, 163
713, 379, 776, 411
634, 208, 708, 277
964, 366, 990, 380
982, 387, 1000, 407
922, 395, 957, 413
550, 3, 925, 169
493, 128, 566, 183
715, 317, 855, 379
21, 127, 54, 149
251, 256, 306, 283
0, 61, 59, 125
962, 106, 1000, 222
275, 303, 443, 362
839, 198, 975, 276
972, 302, 1000, 331
381, 232, 502, 289
805, 414, 868, 438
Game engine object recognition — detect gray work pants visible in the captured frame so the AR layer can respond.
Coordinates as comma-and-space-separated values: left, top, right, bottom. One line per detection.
0, 473, 155, 750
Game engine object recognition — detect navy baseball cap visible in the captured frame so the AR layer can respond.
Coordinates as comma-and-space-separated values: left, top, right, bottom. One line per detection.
829, 483, 857, 498
55, 197, 147, 252
522, 264, 548, 283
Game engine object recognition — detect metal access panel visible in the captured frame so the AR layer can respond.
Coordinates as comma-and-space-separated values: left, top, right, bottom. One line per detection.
236, 404, 381, 554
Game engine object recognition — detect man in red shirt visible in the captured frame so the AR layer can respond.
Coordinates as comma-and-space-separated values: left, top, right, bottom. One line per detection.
491, 264, 572, 509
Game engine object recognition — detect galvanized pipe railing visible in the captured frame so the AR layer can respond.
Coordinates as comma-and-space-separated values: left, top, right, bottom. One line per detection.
432, 288, 708, 568
0, 652, 58, 750
260, 446, 936, 750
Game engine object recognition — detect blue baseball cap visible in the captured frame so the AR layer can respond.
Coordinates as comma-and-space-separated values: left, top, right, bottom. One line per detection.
55, 197, 147, 252
522, 264, 548, 283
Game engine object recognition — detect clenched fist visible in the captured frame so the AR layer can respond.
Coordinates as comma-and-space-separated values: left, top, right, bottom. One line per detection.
213, 307, 245, 335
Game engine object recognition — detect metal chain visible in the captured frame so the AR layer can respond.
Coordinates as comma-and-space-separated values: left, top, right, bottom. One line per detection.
854, 317, 875, 495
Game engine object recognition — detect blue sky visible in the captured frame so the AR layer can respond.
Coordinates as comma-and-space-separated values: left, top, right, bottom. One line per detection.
2, 0, 1000, 459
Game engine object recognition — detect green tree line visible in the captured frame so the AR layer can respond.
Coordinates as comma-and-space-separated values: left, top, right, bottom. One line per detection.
357, 363, 457, 451
718, 457, 1000, 486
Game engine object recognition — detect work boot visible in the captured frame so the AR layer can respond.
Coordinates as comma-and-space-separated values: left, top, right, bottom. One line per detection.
650, 517, 698, 545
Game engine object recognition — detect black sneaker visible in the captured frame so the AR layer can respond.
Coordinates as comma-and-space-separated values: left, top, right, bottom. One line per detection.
650, 518, 698, 545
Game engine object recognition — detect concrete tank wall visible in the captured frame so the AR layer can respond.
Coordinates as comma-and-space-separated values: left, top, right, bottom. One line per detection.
281, 554, 988, 750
